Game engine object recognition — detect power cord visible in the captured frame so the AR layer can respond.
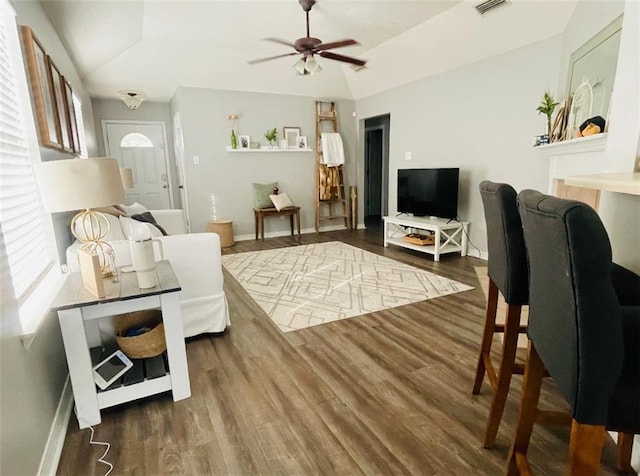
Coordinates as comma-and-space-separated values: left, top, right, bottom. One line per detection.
456, 215, 483, 257
74, 408, 114, 476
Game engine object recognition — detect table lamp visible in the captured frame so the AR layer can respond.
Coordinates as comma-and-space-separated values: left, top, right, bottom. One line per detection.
35, 157, 125, 276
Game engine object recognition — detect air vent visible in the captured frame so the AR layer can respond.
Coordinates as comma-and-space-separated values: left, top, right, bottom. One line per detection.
475, 0, 509, 15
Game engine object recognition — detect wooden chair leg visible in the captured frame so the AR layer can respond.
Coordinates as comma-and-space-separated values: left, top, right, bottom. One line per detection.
507, 342, 545, 476
473, 278, 499, 394
483, 302, 522, 448
616, 432, 635, 473
567, 421, 605, 476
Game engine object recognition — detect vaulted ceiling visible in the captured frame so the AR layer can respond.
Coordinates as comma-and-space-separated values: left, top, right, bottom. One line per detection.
39, 0, 579, 102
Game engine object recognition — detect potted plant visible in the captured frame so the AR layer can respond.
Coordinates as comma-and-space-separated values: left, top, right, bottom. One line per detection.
264, 127, 278, 148
536, 92, 559, 135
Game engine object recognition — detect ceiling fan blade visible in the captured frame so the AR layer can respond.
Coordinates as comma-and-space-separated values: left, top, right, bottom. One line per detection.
264, 37, 296, 49
248, 52, 299, 65
314, 39, 359, 52
318, 51, 366, 67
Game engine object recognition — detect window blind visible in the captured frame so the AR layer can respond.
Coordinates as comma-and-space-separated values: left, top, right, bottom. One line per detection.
0, 2, 53, 302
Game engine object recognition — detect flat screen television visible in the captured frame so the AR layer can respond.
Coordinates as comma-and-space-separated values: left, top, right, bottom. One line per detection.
397, 168, 459, 219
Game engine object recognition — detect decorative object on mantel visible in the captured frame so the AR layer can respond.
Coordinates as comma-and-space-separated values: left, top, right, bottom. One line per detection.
577, 115, 605, 137
264, 127, 278, 147
227, 114, 239, 149
549, 96, 572, 143
536, 92, 559, 136
567, 80, 592, 138
532, 91, 559, 147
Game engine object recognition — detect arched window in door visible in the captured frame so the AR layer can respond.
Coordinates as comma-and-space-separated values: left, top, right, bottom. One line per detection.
120, 132, 153, 148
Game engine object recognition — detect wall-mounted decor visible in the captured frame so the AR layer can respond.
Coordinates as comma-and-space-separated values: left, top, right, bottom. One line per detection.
48, 58, 73, 153
238, 135, 250, 149
21, 25, 81, 154
63, 78, 80, 153
283, 127, 300, 149
20, 26, 62, 150
566, 16, 622, 138
298, 136, 307, 149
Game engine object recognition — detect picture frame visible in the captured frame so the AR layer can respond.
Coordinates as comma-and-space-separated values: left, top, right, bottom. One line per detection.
283, 127, 301, 149
297, 136, 307, 149
48, 58, 74, 153
63, 78, 80, 153
20, 26, 62, 150
238, 135, 250, 149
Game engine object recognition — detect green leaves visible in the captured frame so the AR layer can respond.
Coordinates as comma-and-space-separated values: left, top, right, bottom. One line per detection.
536, 92, 558, 118
264, 127, 278, 142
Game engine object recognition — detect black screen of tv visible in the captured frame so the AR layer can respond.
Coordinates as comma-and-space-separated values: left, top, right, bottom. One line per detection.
397, 168, 459, 219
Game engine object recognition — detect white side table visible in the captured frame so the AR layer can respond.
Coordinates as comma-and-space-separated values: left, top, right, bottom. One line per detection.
51, 260, 191, 429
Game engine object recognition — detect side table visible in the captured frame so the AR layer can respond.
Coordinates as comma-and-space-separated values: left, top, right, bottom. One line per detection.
206, 219, 234, 247
51, 260, 191, 429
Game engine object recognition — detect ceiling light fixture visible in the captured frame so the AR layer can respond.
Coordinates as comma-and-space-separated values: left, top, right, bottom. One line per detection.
304, 56, 322, 75
293, 55, 323, 76
118, 90, 146, 110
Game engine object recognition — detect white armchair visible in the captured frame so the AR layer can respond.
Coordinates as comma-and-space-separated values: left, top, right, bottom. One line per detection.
66, 209, 230, 337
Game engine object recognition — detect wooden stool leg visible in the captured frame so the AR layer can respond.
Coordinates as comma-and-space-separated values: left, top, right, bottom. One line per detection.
567, 421, 605, 476
472, 278, 500, 394
260, 213, 265, 240
289, 213, 294, 236
254, 211, 259, 240
616, 432, 635, 473
296, 209, 301, 236
507, 342, 545, 476
483, 302, 522, 448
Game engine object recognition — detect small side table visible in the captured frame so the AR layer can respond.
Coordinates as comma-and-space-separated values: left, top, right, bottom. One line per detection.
254, 206, 301, 240
207, 219, 234, 247
51, 260, 191, 429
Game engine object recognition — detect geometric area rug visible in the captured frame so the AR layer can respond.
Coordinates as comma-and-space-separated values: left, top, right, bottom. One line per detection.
222, 241, 473, 333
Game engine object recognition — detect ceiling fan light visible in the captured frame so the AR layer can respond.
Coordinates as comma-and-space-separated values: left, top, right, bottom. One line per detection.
293, 58, 307, 75
305, 56, 322, 74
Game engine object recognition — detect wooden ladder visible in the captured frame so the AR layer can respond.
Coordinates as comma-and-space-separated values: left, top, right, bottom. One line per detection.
315, 101, 349, 231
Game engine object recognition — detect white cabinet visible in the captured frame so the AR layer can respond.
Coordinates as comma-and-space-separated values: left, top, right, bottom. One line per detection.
383, 215, 468, 261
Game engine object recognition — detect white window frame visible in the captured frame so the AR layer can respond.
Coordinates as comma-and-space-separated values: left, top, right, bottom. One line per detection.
1, 0, 65, 343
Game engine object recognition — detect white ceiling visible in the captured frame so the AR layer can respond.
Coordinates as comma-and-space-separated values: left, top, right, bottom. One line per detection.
39, 0, 579, 102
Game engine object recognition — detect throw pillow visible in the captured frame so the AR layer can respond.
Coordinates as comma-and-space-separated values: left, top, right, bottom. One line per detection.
120, 202, 148, 216
131, 212, 168, 236
119, 216, 163, 239
269, 192, 294, 211
253, 182, 278, 209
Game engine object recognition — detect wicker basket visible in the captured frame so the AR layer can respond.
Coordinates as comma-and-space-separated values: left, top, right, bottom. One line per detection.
115, 309, 166, 359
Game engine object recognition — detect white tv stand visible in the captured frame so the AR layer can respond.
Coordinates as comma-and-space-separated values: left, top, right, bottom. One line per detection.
383, 215, 468, 261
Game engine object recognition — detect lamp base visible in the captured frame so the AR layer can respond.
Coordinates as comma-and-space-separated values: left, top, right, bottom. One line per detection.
72, 210, 117, 277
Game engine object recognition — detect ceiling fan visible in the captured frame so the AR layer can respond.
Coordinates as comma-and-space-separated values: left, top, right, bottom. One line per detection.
248, 0, 367, 74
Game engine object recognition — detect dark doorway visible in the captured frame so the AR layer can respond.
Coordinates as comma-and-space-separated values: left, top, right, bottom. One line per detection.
364, 114, 390, 230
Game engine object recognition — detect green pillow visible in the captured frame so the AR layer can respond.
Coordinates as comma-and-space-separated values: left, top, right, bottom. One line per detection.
253, 182, 278, 209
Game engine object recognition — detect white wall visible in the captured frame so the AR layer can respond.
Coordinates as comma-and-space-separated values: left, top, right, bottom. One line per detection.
1, 1, 96, 474
355, 36, 562, 255
170, 87, 356, 237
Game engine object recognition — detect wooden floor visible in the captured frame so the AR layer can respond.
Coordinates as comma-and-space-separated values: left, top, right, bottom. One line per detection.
56, 228, 626, 475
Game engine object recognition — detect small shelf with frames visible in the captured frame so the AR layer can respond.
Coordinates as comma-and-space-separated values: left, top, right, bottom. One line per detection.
225, 146, 313, 153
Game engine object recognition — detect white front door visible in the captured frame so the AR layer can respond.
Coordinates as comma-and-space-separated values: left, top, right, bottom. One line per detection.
104, 121, 172, 209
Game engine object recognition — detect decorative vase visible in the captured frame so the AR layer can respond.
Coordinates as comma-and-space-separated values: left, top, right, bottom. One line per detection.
231, 129, 238, 149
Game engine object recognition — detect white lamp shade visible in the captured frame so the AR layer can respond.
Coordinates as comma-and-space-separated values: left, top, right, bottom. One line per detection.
35, 158, 125, 212
120, 167, 134, 189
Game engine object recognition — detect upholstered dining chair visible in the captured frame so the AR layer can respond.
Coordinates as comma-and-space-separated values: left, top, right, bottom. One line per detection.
472, 181, 530, 448
508, 190, 639, 476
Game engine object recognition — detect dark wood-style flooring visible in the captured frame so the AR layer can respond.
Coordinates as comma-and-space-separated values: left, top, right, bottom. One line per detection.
56, 228, 625, 475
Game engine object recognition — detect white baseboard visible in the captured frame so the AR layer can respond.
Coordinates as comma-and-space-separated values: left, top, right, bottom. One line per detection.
465, 248, 488, 260
38, 377, 73, 476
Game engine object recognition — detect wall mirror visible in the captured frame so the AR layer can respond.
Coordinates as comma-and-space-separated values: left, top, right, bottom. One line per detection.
566, 15, 623, 137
